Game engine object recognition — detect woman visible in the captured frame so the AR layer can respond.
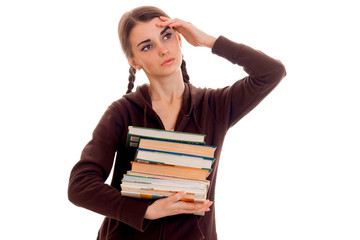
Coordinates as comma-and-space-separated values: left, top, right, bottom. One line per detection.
68, 6, 286, 240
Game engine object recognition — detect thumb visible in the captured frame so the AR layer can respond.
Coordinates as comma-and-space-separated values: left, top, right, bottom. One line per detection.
168, 191, 186, 202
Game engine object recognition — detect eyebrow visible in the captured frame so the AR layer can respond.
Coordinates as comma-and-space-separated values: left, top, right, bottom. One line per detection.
136, 27, 171, 47
160, 26, 170, 36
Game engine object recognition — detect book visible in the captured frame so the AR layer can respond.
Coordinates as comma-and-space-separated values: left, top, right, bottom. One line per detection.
122, 174, 209, 191
130, 161, 209, 180
121, 182, 206, 198
138, 138, 216, 159
135, 148, 214, 170
121, 177, 207, 194
126, 126, 206, 147
121, 190, 205, 203
125, 171, 210, 189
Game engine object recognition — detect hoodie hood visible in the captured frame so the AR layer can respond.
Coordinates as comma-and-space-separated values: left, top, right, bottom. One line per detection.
124, 84, 155, 117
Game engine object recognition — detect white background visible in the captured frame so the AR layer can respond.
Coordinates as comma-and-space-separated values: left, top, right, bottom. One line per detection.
1, 0, 359, 239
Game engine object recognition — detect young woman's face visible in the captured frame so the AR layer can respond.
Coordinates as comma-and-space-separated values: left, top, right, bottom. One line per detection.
128, 17, 183, 79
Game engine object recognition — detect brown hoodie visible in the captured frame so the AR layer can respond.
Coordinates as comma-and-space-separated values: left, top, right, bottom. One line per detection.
68, 36, 286, 239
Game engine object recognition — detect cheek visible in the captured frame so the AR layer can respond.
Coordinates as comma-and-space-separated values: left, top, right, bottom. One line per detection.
175, 45, 183, 64
172, 39, 182, 53
139, 57, 158, 72
169, 41, 182, 61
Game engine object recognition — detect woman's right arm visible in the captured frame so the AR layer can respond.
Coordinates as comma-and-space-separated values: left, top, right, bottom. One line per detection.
68, 104, 149, 231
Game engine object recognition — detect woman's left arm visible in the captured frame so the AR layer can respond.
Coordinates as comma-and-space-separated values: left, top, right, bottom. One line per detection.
158, 17, 286, 128
210, 36, 287, 128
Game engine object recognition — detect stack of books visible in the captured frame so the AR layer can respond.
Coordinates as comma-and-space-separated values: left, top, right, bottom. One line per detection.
121, 126, 216, 207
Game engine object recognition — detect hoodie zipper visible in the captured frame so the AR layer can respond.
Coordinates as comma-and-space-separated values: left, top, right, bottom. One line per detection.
143, 104, 166, 130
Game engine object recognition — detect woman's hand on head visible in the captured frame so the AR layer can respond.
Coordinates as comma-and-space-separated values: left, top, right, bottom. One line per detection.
144, 191, 213, 220
156, 17, 216, 48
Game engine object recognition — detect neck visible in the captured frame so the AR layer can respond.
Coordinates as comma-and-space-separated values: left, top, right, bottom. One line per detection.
147, 69, 185, 103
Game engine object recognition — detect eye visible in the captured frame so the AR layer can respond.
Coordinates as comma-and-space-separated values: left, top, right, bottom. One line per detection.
141, 44, 152, 51
163, 33, 172, 40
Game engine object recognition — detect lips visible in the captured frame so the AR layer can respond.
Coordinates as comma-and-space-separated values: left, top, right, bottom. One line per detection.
161, 58, 175, 66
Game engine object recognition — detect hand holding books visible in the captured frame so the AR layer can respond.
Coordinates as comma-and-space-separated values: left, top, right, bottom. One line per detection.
144, 191, 213, 220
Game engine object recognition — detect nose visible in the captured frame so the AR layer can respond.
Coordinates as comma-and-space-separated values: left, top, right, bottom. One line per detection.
158, 42, 169, 56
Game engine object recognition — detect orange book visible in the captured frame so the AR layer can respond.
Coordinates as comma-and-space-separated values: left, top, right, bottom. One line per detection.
121, 188, 205, 202
131, 161, 209, 180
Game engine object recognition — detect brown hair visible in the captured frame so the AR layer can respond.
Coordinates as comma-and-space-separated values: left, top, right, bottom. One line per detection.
118, 6, 190, 94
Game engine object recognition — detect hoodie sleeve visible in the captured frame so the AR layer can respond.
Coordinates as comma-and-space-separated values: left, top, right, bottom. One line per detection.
68, 103, 150, 232
209, 36, 286, 128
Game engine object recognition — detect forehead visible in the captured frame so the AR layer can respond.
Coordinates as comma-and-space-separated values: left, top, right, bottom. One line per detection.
130, 18, 164, 42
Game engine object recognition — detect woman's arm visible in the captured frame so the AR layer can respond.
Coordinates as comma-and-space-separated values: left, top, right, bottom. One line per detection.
209, 36, 286, 128
158, 17, 286, 130
68, 104, 150, 231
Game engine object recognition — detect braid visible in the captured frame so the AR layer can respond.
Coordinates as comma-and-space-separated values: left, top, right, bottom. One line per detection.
126, 66, 136, 94
181, 59, 190, 83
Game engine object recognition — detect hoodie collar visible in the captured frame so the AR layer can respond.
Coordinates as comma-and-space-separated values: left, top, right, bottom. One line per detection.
124, 83, 199, 132
179, 82, 194, 118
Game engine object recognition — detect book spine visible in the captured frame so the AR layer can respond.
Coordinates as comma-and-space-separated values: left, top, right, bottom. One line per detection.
136, 158, 213, 171
121, 182, 206, 195
126, 126, 206, 147
135, 149, 214, 170
129, 126, 206, 140
121, 190, 205, 202
139, 138, 216, 149
126, 171, 211, 186
131, 162, 208, 180
122, 174, 208, 189
137, 147, 215, 161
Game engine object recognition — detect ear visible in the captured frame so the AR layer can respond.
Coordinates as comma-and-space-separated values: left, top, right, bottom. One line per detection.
128, 58, 141, 70
176, 31, 182, 47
